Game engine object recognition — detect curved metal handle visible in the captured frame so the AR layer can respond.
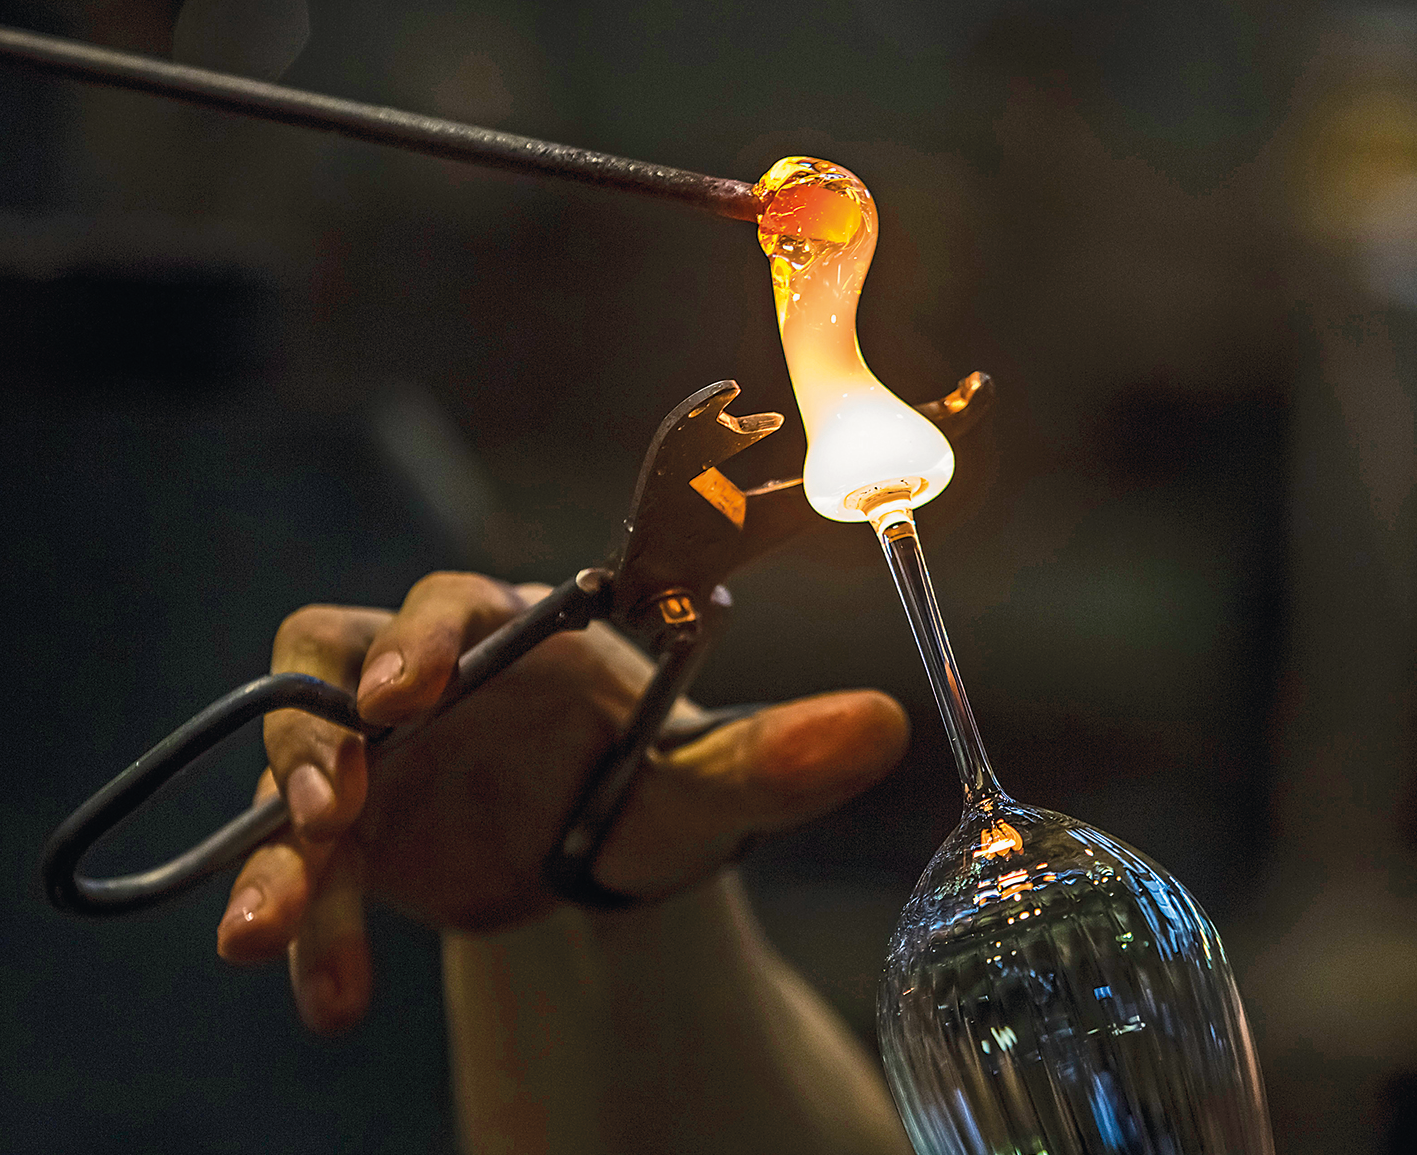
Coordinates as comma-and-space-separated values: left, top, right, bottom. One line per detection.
41, 574, 607, 917
544, 586, 732, 908
40, 673, 384, 916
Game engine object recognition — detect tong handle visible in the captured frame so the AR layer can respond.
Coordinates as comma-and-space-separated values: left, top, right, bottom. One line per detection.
40, 673, 376, 915
545, 587, 730, 907
41, 573, 609, 917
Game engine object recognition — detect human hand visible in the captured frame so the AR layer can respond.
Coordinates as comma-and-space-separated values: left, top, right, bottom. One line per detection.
215, 572, 909, 1032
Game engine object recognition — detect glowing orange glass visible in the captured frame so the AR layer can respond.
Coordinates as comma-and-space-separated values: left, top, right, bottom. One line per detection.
753, 157, 954, 523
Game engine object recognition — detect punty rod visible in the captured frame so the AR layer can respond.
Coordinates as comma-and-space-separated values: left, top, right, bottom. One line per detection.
0, 23, 762, 223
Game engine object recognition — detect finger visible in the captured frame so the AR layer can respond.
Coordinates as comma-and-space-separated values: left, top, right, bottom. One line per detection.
596, 689, 909, 896
354, 571, 525, 724
288, 846, 372, 1034
513, 581, 552, 604
266, 604, 391, 839
218, 769, 336, 962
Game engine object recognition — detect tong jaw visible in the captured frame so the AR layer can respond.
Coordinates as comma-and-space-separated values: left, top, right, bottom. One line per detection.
611, 380, 782, 640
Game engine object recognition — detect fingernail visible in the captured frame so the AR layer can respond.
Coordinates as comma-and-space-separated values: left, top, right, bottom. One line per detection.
358, 649, 404, 699
221, 885, 263, 931
287, 763, 335, 829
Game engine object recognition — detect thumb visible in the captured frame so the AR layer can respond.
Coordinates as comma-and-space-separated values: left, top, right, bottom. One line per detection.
595, 690, 909, 898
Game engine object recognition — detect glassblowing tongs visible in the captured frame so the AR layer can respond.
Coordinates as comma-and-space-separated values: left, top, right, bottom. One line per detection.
42, 376, 992, 916
4, 22, 993, 915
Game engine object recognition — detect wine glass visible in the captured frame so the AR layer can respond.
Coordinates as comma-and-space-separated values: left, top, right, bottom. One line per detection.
745, 153, 1273, 1153
872, 514, 1274, 1155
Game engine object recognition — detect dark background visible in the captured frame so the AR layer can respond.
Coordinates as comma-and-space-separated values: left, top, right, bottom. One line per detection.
2, 1, 1415, 1151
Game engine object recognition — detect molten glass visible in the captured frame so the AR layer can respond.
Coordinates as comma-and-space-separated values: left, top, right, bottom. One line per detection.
753, 157, 954, 522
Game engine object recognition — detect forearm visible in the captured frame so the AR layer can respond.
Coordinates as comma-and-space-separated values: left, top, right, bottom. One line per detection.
443, 871, 911, 1155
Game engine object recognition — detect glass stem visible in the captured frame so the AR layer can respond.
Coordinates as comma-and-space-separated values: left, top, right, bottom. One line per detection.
872, 508, 1003, 805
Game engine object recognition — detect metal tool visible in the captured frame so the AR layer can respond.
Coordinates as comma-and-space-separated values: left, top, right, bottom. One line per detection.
41, 373, 992, 917
0, 23, 759, 222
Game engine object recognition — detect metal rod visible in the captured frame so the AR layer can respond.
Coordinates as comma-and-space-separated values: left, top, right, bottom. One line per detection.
0, 23, 762, 222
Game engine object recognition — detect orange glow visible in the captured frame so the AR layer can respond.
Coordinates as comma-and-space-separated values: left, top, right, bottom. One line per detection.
757, 180, 864, 248
754, 157, 955, 522
971, 820, 1023, 860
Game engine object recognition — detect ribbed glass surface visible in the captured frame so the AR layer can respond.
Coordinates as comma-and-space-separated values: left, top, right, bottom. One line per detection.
878, 799, 1273, 1155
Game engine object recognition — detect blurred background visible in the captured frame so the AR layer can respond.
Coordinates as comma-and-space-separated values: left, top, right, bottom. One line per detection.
2, 0, 1414, 1150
